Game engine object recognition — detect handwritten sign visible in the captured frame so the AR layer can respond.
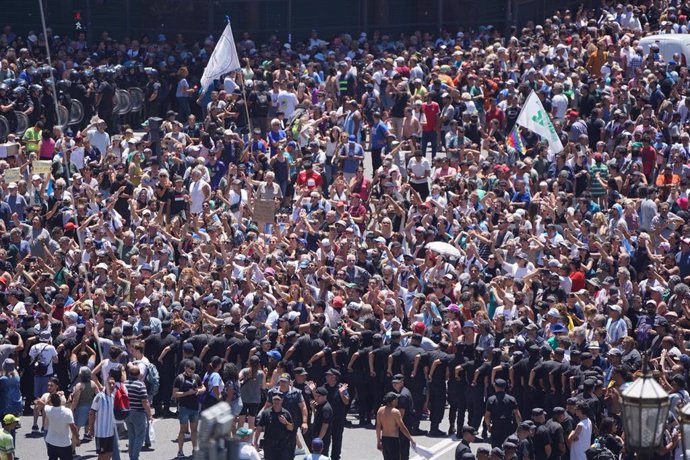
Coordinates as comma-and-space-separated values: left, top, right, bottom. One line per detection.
4, 168, 20, 183
33, 160, 52, 175
252, 199, 275, 224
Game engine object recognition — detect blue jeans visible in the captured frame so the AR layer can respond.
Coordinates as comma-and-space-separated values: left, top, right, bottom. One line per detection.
125, 411, 147, 460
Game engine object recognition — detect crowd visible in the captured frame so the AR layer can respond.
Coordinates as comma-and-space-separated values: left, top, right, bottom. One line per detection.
3, 0, 690, 460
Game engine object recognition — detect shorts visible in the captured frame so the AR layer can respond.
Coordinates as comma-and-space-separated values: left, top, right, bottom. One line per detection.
230, 398, 243, 417
178, 405, 200, 424
96, 435, 115, 454
240, 402, 260, 417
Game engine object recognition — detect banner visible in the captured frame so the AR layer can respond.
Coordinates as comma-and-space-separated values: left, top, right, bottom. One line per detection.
506, 125, 526, 155
4, 168, 20, 183
516, 90, 564, 153
199, 21, 241, 94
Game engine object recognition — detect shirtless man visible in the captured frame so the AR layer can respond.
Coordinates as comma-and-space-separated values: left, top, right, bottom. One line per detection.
376, 392, 416, 460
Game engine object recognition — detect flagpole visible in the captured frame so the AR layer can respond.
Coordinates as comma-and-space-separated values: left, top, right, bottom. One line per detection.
238, 67, 252, 136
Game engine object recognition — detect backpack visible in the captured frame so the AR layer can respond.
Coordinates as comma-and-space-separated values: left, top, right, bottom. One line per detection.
113, 384, 130, 421
145, 362, 160, 397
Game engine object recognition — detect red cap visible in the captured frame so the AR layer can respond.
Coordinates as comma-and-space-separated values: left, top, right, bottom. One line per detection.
594, 153, 603, 162
413, 322, 426, 334
351, 193, 361, 199
332, 296, 345, 308
677, 197, 689, 210
64, 222, 77, 231
567, 110, 579, 118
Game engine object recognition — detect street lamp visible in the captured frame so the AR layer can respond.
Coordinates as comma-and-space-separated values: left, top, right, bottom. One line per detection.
621, 369, 670, 458
679, 403, 690, 460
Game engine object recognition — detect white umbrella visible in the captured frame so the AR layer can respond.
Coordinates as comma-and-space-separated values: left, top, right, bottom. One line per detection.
426, 241, 461, 259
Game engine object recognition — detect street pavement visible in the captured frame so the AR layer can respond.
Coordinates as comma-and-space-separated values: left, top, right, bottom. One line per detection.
15, 409, 490, 460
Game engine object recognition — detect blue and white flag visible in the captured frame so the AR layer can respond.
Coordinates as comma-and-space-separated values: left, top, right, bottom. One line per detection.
199, 21, 241, 94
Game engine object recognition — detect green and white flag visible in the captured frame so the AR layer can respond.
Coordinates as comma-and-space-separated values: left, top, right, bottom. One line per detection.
516, 90, 564, 153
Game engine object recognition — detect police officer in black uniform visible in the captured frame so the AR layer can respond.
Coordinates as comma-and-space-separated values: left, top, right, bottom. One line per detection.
392, 373, 414, 460
485, 378, 520, 448
545, 407, 567, 460
324, 368, 349, 460
428, 340, 451, 437
390, 333, 429, 435
448, 342, 468, 437
455, 425, 478, 460
531, 408, 552, 460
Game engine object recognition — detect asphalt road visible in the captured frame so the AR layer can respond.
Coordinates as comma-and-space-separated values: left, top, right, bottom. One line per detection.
15, 408, 489, 460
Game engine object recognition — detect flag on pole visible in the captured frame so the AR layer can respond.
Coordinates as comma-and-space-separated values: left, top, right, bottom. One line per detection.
516, 90, 564, 153
199, 21, 241, 95
506, 125, 526, 155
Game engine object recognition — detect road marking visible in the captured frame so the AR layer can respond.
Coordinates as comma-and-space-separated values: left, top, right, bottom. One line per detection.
429, 439, 462, 459
410, 438, 455, 460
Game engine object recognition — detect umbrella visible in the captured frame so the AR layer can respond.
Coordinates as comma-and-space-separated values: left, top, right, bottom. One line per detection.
426, 241, 461, 259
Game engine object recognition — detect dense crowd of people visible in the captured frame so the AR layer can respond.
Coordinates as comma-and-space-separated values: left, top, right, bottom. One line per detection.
2, 0, 690, 460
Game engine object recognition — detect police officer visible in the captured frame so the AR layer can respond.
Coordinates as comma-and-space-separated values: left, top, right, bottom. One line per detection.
455, 425, 478, 460
390, 333, 428, 434
545, 407, 567, 460
484, 378, 520, 448
531, 408, 552, 460
427, 341, 451, 437
266, 373, 308, 456
392, 373, 414, 460
448, 342, 468, 437
324, 368, 349, 460
516, 421, 535, 460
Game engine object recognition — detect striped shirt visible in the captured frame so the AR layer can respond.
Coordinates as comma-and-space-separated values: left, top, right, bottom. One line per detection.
90, 390, 116, 438
124, 379, 148, 412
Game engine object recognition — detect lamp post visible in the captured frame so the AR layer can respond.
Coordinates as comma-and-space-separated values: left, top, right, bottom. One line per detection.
679, 403, 690, 460
621, 369, 670, 459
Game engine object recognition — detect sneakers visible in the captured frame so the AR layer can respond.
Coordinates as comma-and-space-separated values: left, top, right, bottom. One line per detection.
177, 451, 185, 458
31, 425, 39, 433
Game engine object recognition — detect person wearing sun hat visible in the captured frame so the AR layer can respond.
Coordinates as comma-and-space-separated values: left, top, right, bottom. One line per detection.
236, 426, 261, 460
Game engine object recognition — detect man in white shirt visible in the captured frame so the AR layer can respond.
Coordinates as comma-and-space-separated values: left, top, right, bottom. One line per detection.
80, 119, 110, 158
36, 393, 80, 459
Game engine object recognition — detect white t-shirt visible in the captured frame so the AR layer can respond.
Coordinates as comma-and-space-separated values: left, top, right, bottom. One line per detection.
29, 343, 58, 375
87, 129, 110, 157
70, 146, 85, 170
276, 91, 299, 118
407, 157, 430, 184
552, 94, 569, 120
44, 405, 75, 447
570, 417, 592, 460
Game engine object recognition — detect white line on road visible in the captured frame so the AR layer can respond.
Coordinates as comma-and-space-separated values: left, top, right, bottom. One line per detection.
410, 438, 455, 460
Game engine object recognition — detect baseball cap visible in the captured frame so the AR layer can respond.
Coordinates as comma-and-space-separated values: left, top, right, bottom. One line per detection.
2, 414, 19, 425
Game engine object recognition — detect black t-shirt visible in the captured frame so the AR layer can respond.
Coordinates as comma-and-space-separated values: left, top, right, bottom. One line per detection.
534, 424, 552, 460
313, 401, 333, 437
486, 391, 518, 424
98, 81, 114, 113
391, 93, 409, 118
173, 372, 202, 409
396, 386, 414, 425
256, 408, 294, 445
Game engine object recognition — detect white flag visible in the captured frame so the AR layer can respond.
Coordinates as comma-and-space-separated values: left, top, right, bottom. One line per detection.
516, 90, 564, 153
199, 22, 241, 94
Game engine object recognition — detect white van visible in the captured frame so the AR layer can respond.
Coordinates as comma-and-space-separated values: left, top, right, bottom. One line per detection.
638, 34, 690, 66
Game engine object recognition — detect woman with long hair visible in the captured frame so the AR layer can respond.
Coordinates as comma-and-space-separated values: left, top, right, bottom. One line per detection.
237, 355, 265, 430
175, 66, 195, 120
201, 356, 224, 410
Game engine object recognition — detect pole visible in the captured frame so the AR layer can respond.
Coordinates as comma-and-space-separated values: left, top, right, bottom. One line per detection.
38, 0, 61, 128
437, 0, 443, 33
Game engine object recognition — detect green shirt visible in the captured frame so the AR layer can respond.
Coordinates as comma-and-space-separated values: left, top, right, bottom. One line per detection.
0, 429, 14, 460
23, 126, 41, 152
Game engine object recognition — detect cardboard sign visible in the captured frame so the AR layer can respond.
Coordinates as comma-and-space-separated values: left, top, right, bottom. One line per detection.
4, 168, 21, 183
0, 143, 20, 158
33, 160, 52, 175
252, 199, 275, 224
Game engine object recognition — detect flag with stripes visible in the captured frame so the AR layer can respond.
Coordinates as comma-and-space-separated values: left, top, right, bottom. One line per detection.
506, 125, 526, 155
